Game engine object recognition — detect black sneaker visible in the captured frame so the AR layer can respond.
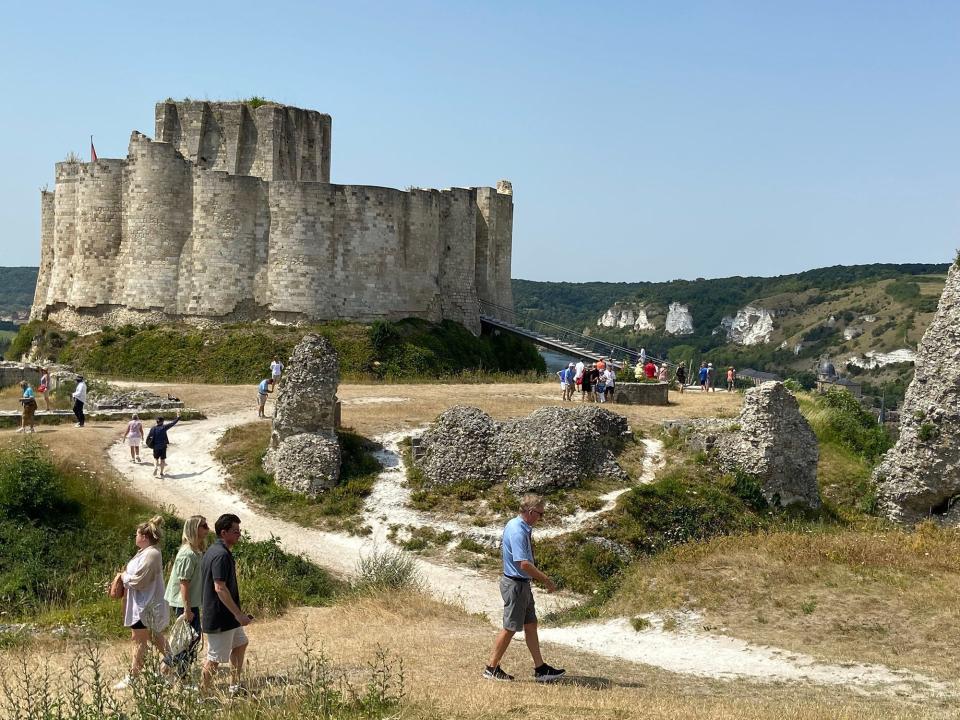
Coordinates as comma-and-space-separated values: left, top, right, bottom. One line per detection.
534, 663, 566, 682
483, 665, 514, 682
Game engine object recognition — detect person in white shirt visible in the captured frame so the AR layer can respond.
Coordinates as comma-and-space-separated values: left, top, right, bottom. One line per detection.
574, 360, 585, 397
603, 366, 616, 402
270, 358, 284, 385
72, 375, 88, 427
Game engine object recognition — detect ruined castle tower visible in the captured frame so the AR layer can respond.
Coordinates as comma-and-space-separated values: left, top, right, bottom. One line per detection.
31, 100, 514, 333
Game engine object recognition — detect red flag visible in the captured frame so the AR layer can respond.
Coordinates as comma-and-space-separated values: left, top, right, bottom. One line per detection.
90, 136, 98, 162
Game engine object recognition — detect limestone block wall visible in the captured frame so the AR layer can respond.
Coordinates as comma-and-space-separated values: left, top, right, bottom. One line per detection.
475, 182, 514, 310
33, 100, 512, 334
31, 192, 55, 318
178, 170, 268, 316
156, 101, 331, 182
69, 159, 124, 307
118, 133, 193, 313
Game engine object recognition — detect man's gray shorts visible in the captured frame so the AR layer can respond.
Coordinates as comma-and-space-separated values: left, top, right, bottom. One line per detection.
500, 576, 536, 631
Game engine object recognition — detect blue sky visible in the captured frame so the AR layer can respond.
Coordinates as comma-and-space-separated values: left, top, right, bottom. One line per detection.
2, 1, 957, 282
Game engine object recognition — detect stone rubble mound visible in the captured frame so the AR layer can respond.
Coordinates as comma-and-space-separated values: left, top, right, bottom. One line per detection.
264, 334, 341, 496
91, 388, 184, 411
670, 381, 821, 509
873, 262, 960, 523
416, 404, 631, 494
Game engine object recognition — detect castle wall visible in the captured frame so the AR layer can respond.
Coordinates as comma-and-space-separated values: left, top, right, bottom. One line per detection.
69, 159, 124, 307
34, 101, 509, 335
156, 102, 331, 183
474, 183, 514, 310
438, 187, 480, 331
31, 191, 55, 318
118, 133, 192, 313
178, 171, 268, 316
46, 163, 80, 305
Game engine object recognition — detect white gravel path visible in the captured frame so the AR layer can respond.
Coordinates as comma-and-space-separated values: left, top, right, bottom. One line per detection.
106, 413, 953, 698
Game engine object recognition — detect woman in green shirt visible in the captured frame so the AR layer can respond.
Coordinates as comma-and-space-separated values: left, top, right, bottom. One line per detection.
164, 515, 209, 676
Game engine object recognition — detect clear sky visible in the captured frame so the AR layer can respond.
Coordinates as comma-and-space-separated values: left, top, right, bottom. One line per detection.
1, 1, 957, 282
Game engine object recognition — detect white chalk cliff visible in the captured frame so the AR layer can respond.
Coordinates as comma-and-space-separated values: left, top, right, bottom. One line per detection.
665, 302, 694, 335
720, 305, 775, 345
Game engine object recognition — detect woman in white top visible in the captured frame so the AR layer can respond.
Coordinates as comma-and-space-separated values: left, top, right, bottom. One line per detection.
38, 368, 51, 411
112, 515, 171, 690
122, 414, 145, 463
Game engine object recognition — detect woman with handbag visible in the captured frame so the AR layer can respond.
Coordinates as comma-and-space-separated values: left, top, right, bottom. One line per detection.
38, 369, 50, 411
164, 515, 209, 678
17, 381, 36, 433
111, 516, 172, 690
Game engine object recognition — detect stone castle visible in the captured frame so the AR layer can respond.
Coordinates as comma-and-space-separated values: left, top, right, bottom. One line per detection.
31, 100, 514, 333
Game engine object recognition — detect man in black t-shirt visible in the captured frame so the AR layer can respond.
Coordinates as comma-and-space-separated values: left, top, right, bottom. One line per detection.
200, 513, 252, 695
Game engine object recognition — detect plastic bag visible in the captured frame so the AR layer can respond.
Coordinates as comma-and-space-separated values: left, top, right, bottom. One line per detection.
168, 614, 198, 657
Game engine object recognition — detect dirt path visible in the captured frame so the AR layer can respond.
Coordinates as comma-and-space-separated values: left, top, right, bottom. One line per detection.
104, 398, 954, 699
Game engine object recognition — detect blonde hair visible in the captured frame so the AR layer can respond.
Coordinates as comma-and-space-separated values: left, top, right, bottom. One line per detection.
181, 515, 207, 554
137, 515, 164, 544
519, 494, 544, 513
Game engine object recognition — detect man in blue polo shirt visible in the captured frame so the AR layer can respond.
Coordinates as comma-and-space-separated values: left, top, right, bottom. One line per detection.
484, 494, 565, 682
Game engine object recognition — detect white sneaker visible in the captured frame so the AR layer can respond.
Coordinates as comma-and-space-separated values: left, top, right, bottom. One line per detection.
15, 428, 24, 433
112, 675, 132, 691
228, 684, 248, 697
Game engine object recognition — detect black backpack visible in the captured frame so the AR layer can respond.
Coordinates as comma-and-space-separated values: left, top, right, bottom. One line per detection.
145, 428, 155, 449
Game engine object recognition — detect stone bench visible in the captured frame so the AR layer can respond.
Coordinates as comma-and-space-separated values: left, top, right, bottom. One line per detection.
614, 382, 670, 406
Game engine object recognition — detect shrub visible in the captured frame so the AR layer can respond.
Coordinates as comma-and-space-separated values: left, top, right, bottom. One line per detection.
918, 422, 938, 442
808, 389, 892, 460
354, 548, 422, 594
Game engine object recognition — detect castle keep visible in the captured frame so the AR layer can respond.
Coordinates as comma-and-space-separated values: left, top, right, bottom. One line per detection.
31, 100, 514, 333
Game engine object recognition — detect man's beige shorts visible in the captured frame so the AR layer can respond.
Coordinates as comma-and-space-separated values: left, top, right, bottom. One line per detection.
205, 627, 248, 663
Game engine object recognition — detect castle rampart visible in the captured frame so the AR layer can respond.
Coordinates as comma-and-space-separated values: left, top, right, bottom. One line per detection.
32, 101, 512, 334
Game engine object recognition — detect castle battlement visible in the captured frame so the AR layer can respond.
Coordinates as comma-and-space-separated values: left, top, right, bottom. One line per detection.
32, 100, 513, 333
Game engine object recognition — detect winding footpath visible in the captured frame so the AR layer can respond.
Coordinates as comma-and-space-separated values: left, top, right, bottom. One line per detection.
107, 409, 953, 699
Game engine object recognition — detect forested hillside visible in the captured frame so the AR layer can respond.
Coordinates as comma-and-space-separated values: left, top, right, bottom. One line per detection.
0, 266, 37, 321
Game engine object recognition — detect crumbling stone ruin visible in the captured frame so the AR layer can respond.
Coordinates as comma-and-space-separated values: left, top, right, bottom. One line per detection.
31, 100, 513, 335
263, 334, 340, 496
415, 405, 630, 494
669, 381, 821, 509
874, 262, 960, 523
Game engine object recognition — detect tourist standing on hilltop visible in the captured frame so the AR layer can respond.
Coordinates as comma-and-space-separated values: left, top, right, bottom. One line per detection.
72, 375, 87, 427
111, 516, 172, 691
587, 363, 601, 402
201, 513, 252, 696
603, 365, 616, 402
165, 515, 209, 679
644, 359, 657, 380
727, 367, 736, 392
483, 494, 565, 683
698, 363, 708, 391
147, 410, 181, 479
707, 363, 716, 391
122, 414, 144, 463
270, 357, 284, 385
675, 364, 687, 393
595, 368, 607, 403
18, 381, 36, 433
657, 364, 668, 382
38, 368, 51, 411
580, 363, 594, 402
574, 360, 585, 397
256, 377, 274, 418
557, 363, 575, 402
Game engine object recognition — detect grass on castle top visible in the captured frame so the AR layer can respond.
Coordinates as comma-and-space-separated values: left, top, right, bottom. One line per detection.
215, 422, 382, 535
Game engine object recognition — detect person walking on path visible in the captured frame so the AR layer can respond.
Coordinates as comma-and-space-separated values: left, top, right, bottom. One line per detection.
38, 368, 51, 411
72, 375, 87, 427
201, 513, 252, 696
574, 360, 585, 397
580, 363, 594, 402
256, 377, 273, 418
165, 515, 209, 679
675, 364, 687, 393
147, 410, 181, 478
484, 494, 565, 683
111, 516, 172, 690
707, 363, 716, 392
726, 367, 736, 392
122, 414, 145, 463
698, 363, 709, 391
18, 381, 36, 433
270, 357, 284, 385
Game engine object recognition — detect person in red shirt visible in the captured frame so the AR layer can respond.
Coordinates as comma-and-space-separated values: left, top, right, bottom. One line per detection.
644, 361, 656, 379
